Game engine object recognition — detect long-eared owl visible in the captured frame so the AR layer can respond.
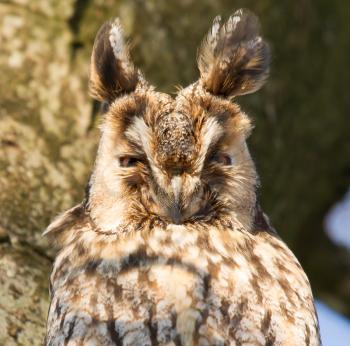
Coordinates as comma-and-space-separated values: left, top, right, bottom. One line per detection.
45, 9, 321, 346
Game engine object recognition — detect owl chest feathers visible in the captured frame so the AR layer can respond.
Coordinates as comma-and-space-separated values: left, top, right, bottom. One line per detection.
47, 218, 319, 345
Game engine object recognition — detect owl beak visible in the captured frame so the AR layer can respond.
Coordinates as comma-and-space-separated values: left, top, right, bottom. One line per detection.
166, 174, 203, 224
169, 203, 183, 224
169, 175, 184, 224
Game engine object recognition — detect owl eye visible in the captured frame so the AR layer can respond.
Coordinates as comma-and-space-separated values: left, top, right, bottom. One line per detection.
211, 153, 232, 165
119, 156, 141, 167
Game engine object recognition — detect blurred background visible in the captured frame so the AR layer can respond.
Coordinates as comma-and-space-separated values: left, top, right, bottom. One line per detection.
0, 0, 349, 344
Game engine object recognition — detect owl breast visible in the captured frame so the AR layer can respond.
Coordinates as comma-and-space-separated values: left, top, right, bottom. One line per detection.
46, 221, 319, 346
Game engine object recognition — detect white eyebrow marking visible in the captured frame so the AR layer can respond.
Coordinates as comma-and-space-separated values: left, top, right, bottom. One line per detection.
194, 117, 224, 171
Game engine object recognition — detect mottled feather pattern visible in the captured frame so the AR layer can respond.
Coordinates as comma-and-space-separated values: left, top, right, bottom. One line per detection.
45, 9, 320, 346
46, 210, 319, 345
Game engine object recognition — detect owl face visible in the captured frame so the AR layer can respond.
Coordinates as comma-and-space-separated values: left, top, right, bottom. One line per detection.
87, 12, 269, 232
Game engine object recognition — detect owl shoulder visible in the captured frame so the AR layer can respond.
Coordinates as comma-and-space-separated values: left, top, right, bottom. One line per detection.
43, 202, 89, 249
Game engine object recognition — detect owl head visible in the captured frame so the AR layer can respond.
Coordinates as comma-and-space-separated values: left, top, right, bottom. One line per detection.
87, 9, 270, 233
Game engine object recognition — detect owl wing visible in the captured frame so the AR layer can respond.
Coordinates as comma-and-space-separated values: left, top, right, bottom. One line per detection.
253, 202, 278, 235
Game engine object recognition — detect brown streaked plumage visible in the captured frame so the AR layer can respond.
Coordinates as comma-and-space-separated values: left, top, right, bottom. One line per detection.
45, 9, 321, 346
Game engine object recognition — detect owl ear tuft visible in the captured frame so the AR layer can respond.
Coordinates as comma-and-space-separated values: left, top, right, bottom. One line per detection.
89, 18, 139, 103
197, 9, 270, 98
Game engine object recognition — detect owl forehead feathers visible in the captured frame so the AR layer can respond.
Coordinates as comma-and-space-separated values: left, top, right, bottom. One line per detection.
103, 86, 250, 172
154, 111, 196, 168
90, 9, 270, 168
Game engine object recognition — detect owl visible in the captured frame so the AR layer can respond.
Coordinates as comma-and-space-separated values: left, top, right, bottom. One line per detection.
44, 9, 321, 346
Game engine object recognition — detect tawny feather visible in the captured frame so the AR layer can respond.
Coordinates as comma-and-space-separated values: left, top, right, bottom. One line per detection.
89, 18, 139, 103
198, 9, 270, 97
